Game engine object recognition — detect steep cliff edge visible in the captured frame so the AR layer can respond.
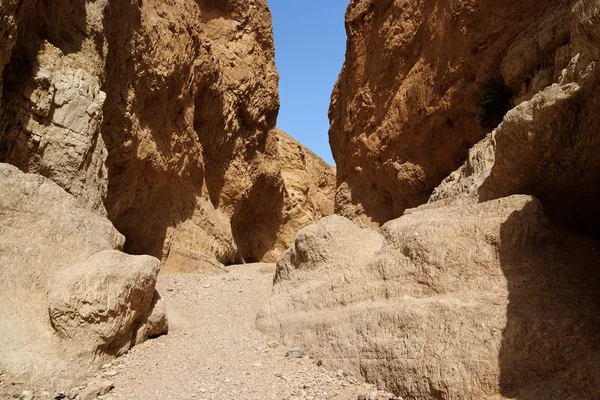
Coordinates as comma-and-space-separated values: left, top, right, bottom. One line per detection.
329, 0, 575, 227
0, 0, 334, 272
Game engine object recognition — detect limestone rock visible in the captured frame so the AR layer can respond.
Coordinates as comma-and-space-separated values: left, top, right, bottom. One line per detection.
79, 379, 114, 400
262, 129, 336, 262
258, 196, 600, 398
0, 164, 166, 391
329, 0, 577, 227
573, 0, 600, 60
0, 1, 111, 214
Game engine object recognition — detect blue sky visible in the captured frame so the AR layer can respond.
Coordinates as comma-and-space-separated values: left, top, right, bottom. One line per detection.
267, 0, 349, 166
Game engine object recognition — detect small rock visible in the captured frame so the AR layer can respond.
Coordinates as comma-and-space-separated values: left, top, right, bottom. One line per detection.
54, 393, 66, 400
285, 348, 303, 358
103, 369, 118, 378
369, 391, 378, 400
267, 340, 279, 349
21, 390, 34, 400
68, 387, 80, 399
203, 284, 212, 288
80, 379, 114, 400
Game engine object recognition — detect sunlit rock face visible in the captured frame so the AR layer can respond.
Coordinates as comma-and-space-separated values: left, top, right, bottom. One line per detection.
0, 0, 334, 272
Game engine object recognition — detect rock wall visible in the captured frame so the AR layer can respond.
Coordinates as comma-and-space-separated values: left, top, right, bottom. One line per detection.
0, 0, 111, 213
0, 164, 167, 392
0, 0, 335, 271
260, 0, 600, 398
329, 0, 574, 227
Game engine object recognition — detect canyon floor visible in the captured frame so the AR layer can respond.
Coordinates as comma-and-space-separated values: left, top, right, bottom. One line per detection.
94, 263, 373, 400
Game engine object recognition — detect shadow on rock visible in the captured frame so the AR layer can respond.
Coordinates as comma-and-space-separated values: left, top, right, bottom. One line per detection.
498, 202, 600, 399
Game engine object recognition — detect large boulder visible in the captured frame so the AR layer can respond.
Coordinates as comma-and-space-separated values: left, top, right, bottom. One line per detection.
258, 196, 600, 399
0, 164, 167, 391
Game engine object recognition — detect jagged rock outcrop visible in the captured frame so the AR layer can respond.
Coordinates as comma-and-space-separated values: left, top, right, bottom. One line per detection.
0, 0, 334, 271
0, 164, 167, 391
260, 1, 600, 398
329, 0, 577, 227
431, 3, 600, 236
0, 0, 111, 214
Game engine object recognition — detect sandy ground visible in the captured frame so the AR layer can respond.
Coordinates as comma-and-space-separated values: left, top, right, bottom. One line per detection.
95, 263, 372, 400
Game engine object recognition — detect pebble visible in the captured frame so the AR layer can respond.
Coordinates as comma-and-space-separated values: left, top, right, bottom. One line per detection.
80, 379, 114, 400
68, 387, 80, 399
285, 348, 304, 358
103, 369, 118, 378
21, 390, 34, 400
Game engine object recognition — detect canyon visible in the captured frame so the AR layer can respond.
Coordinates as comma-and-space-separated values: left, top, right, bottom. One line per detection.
1, 0, 599, 399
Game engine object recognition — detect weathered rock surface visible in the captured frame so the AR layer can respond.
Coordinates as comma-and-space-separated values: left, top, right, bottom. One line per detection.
261, 2, 600, 398
258, 196, 600, 399
0, 0, 334, 272
431, 8, 600, 236
329, 0, 578, 227
0, 164, 166, 391
0, 0, 111, 214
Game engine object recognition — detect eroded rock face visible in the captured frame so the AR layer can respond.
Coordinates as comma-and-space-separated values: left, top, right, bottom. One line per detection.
0, 164, 166, 391
431, 19, 600, 236
0, 0, 335, 271
261, 129, 336, 262
329, 0, 575, 227
258, 196, 600, 399
0, 0, 111, 214
100, 0, 281, 267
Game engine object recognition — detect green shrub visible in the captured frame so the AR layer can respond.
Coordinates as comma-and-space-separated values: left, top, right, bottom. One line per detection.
478, 77, 513, 131
215, 253, 233, 266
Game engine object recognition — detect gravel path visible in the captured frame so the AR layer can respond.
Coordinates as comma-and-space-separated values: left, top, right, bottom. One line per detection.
98, 263, 372, 400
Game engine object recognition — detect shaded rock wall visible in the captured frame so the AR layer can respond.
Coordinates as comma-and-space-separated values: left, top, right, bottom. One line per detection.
329, 0, 574, 227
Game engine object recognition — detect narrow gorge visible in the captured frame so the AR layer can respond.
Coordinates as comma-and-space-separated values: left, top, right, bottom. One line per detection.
1, 0, 599, 399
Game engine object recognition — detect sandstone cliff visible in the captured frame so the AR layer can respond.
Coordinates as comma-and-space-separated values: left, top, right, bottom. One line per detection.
260, 0, 600, 398
0, 0, 334, 272
329, 0, 577, 227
